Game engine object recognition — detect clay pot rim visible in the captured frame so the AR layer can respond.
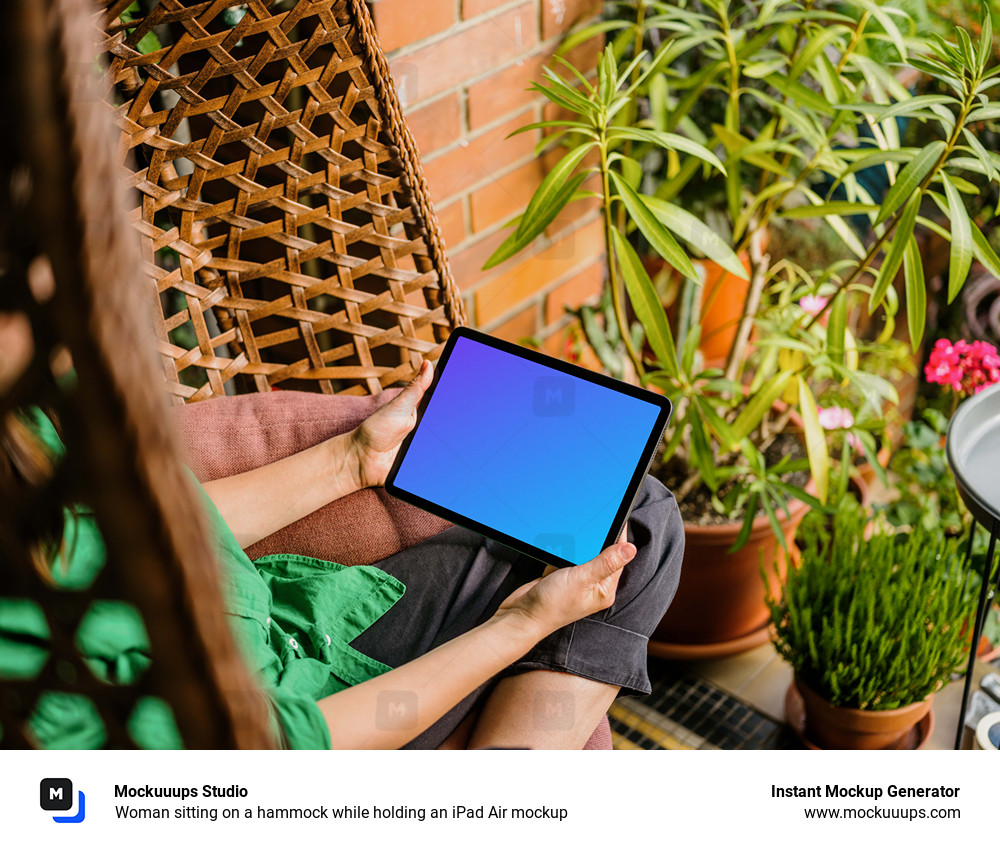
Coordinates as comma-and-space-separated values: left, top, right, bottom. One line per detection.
683, 494, 810, 543
794, 674, 936, 721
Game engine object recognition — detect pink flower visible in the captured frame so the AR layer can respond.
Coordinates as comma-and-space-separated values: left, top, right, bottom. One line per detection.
925, 338, 1000, 396
799, 294, 829, 316
817, 406, 854, 430
817, 405, 862, 451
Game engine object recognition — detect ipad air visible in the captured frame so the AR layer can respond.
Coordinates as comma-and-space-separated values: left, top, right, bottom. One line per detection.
385, 328, 672, 568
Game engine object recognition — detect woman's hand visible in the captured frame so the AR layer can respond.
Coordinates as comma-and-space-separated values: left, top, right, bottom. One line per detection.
348, 360, 434, 490
495, 542, 636, 639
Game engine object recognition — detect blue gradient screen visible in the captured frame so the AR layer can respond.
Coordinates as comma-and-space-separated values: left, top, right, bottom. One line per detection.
391, 335, 662, 564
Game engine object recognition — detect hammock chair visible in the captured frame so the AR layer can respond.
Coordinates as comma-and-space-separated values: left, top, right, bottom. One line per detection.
0, 0, 464, 749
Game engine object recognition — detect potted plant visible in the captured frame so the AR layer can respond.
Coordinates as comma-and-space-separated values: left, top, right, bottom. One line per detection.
881, 337, 1000, 659
766, 502, 970, 749
487, 2, 1000, 653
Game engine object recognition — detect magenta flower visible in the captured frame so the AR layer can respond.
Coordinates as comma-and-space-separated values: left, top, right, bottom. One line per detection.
925, 338, 1000, 396
799, 294, 829, 316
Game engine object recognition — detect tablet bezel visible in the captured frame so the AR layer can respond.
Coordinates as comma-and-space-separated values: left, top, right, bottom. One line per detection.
384, 327, 673, 567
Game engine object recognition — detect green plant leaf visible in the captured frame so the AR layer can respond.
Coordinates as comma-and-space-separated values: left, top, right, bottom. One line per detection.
610, 227, 678, 375
689, 414, 716, 492
827, 291, 847, 366
971, 223, 1000, 280
941, 172, 973, 303
610, 173, 698, 280
556, 19, 628, 55
903, 235, 926, 349
855, 0, 907, 59
516, 143, 593, 239
967, 105, 1000, 122
483, 167, 589, 270
960, 128, 997, 182
730, 372, 794, 442
712, 123, 789, 175
607, 127, 727, 174
728, 504, 757, 556
797, 376, 828, 505
875, 141, 944, 226
869, 192, 920, 313
507, 120, 596, 139
780, 202, 879, 219
642, 196, 747, 279
694, 396, 739, 454
764, 73, 834, 115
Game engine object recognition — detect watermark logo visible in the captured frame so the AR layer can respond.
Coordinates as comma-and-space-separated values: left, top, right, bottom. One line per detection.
532, 375, 574, 417
40, 778, 85, 823
534, 533, 575, 562
533, 690, 575, 731
375, 690, 419, 731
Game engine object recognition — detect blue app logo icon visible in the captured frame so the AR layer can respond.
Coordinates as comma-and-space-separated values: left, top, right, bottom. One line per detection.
40, 778, 86, 823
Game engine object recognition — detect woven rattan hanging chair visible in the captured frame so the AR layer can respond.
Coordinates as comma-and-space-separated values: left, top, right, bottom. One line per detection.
107, 0, 466, 403
0, 0, 463, 749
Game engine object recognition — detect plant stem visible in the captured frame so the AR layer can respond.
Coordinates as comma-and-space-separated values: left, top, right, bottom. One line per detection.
724, 227, 769, 381
600, 139, 645, 378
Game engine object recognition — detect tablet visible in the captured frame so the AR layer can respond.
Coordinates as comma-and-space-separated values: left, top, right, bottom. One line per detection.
385, 328, 672, 567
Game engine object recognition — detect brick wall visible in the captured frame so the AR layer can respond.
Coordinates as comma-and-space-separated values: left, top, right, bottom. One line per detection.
369, 0, 605, 355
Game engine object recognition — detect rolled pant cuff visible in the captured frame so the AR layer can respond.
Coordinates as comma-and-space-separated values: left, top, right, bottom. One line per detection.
505, 617, 653, 697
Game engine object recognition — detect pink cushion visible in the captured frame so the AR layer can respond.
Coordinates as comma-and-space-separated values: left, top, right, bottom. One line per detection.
583, 715, 613, 750
172, 390, 452, 565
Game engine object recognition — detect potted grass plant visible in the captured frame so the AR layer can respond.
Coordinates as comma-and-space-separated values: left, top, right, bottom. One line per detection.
487, 1, 1000, 653
766, 502, 970, 749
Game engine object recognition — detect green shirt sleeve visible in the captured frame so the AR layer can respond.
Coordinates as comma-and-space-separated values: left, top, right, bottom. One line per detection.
1, 407, 406, 750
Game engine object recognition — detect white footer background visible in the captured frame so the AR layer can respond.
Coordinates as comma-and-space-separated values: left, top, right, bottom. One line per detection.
1, 750, 993, 848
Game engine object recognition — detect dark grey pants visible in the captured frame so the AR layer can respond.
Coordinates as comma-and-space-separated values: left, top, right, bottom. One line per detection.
351, 475, 685, 748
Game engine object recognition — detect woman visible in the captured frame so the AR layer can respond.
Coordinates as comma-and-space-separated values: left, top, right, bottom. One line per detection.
1, 307, 684, 749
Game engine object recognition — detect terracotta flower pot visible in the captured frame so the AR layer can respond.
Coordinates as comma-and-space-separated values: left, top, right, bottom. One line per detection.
651, 495, 809, 651
796, 676, 933, 750
696, 255, 752, 368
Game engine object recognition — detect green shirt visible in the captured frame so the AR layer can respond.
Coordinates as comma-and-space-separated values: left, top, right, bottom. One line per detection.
0, 409, 405, 748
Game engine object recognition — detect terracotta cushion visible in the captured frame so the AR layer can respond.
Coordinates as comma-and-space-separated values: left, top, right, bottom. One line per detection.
173, 389, 452, 565
583, 715, 612, 750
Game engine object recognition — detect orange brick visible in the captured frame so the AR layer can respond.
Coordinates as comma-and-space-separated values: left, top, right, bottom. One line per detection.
474, 217, 603, 324
544, 259, 604, 324
405, 93, 462, 156
462, 0, 514, 18
390, 3, 537, 103
422, 109, 537, 203
435, 199, 466, 249
467, 50, 548, 130
467, 35, 601, 130
489, 304, 540, 343
469, 158, 548, 233
371, 0, 456, 53
450, 228, 517, 290
542, 0, 602, 41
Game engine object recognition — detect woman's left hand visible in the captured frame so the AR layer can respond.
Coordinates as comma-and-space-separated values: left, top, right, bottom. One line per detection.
349, 360, 433, 489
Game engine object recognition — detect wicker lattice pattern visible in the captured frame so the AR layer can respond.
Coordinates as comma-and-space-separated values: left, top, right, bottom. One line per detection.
104, 0, 465, 403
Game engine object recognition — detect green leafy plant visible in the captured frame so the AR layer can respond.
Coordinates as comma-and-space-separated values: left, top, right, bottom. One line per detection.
767, 502, 970, 710
486, 1, 1000, 548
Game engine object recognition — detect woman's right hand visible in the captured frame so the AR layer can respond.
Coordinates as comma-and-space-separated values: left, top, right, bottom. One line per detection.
495, 542, 636, 638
